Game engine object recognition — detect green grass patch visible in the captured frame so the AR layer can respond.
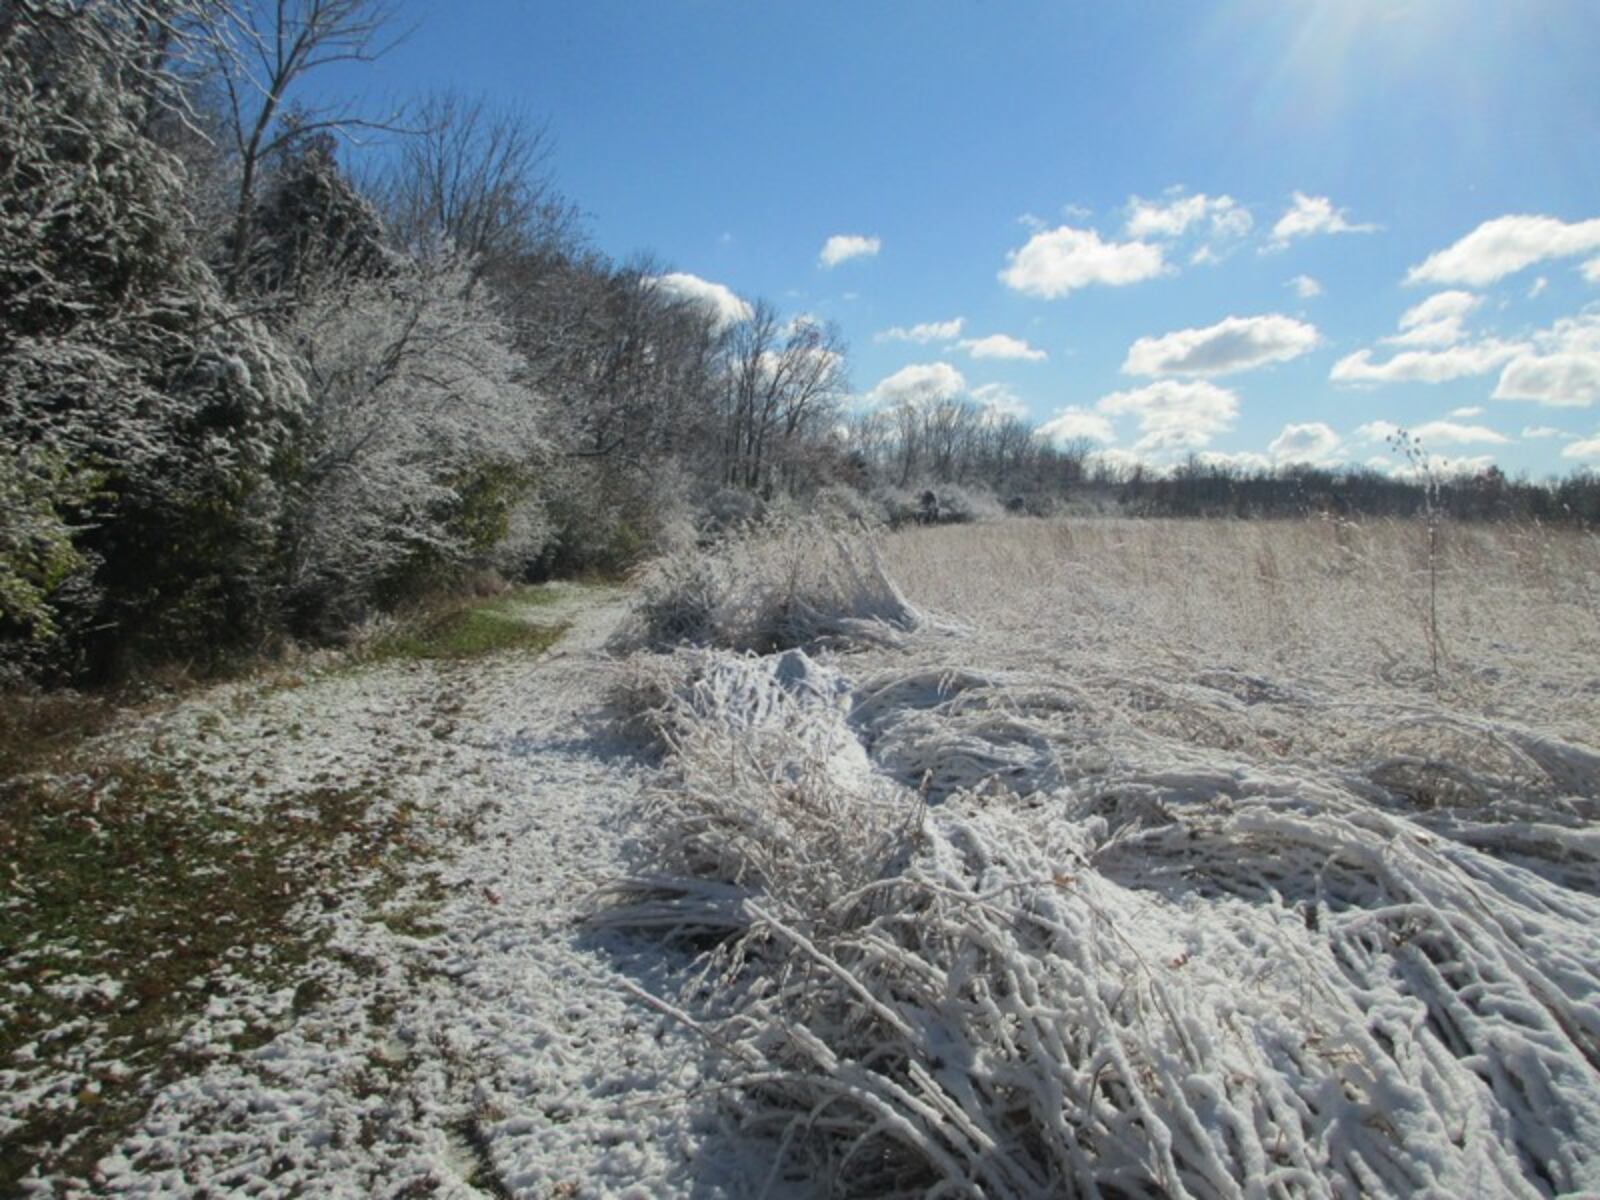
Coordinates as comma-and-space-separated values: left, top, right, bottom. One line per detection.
363, 587, 568, 664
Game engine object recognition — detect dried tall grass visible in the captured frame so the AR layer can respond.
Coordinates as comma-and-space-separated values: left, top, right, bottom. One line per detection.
616, 516, 922, 654
596, 515, 1600, 1197
880, 517, 1600, 733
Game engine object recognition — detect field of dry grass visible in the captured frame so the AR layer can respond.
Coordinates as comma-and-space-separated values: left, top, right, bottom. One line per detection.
883, 517, 1599, 725
602, 514, 1600, 1197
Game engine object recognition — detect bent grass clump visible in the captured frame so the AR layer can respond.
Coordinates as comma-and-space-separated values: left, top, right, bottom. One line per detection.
619, 517, 923, 655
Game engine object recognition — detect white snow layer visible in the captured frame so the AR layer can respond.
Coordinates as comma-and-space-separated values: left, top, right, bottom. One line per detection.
17, 588, 780, 1197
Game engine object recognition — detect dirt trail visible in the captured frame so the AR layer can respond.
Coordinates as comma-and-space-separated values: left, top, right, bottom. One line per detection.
47, 587, 759, 1197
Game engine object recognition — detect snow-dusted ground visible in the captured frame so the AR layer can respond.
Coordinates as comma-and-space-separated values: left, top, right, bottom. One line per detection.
7, 585, 776, 1197
11, 518, 1600, 1197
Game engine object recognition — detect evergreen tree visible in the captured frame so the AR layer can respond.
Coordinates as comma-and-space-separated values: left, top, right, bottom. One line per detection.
0, 1, 305, 678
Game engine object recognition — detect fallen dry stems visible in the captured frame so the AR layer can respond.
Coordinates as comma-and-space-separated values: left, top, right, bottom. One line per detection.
595, 517, 1600, 1197
616, 516, 923, 655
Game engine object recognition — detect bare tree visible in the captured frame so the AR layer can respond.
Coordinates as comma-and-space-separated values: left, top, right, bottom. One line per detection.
376, 90, 579, 291
198, 0, 405, 296
720, 303, 847, 493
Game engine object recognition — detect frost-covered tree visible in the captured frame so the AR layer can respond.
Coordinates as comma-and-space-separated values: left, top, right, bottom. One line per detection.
279, 256, 551, 631
376, 90, 578, 293
193, 0, 403, 298
236, 127, 391, 303
0, 0, 306, 677
716, 303, 847, 496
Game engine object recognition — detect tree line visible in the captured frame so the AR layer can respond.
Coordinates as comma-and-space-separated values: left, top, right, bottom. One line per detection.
0, 0, 853, 682
838, 397, 1600, 527
2, 0, 1594, 686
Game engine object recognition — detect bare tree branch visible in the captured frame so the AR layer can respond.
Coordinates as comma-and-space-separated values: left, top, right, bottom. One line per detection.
193, 0, 410, 297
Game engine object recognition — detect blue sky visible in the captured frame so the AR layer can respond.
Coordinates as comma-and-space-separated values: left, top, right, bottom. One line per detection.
322, 0, 1600, 477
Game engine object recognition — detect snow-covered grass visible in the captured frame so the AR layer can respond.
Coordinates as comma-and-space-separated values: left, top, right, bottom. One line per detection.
0, 736, 425, 1188
0, 584, 588, 1194
620, 516, 922, 654
598, 515, 1600, 1196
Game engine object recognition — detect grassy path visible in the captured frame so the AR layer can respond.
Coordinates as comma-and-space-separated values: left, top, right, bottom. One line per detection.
2, 583, 736, 1196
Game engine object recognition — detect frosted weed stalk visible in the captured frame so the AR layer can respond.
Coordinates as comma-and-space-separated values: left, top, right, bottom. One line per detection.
1388, 428, 1443, 682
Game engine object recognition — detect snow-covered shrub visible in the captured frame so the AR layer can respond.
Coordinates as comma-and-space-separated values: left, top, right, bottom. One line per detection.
864, 483, 1004, 529
811, 483, 888, 531
699, 485, 766, 534
0, 5, 307, 676
867, 486, 924, 529
1011, 490, 1063, 517
534, 456, 697, 579
619, 517, 921, 653
930, 482, 1003, 524
279, 259, 551, 632
597, 647, 911, 938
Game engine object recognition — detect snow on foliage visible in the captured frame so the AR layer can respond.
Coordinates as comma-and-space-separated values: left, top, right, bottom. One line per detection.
599, 517, 1600, 1197
278, 257, 552, 627
0, 1, 307, 671
620, 517, 922, 654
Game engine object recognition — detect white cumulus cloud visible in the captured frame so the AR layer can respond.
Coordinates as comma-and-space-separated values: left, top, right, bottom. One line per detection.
1562, 435, 1600, 460
1407, 420, 1511, 445
1268, 422, 1342, 465
1095, 380, 1238, 454
1269, 192, 1379, 247
863, 361, 965, 409
1038, 406, 1114, 445
1491, 311, 1600, 407
1492, 353, 1600, 407
875, 317, 964, 344
1540, 311, 1600, 353
644, 272, 752, 331
999, 225, 1167, 298
1406, 214, 1600, 287
1288, 274, 1323, 299
1584, 258, 1600, 284
1385, 290, 1482, 347
1521, 425, 1567, 439
1122, 314, 1320, 377
1125, 191, 1252, 240
1449, 406, 1484, 418
820, 234, 881, 268
1331, 339, 1526, 385
959, 333, 1047, 362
